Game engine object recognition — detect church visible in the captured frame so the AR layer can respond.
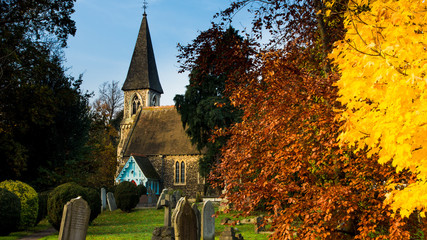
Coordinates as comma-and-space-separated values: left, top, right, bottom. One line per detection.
115, 12, 205, 197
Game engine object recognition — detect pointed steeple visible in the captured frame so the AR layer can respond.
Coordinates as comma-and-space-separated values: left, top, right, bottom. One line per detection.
122, 13, 163, 94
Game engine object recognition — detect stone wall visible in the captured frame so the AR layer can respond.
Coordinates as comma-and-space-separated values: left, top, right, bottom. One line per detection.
150, 155, 204, 197
123, 90, 148, 119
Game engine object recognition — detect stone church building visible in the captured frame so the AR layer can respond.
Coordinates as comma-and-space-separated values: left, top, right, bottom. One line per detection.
116, 12, 204, 197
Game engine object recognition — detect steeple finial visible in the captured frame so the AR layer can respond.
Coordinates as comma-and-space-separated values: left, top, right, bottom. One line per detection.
143, 0, 148, 15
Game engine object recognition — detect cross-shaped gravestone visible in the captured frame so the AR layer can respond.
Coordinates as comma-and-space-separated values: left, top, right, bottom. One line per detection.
159, 193, 172, 227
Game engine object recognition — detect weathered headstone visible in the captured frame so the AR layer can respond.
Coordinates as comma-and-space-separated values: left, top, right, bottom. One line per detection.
219, 227, 237, 240
254, 216, 265, 233
152, 226, 175, 240
58, 197, 90, 240
159, 193, 172, 227
149, 187, 158, 206
173, 197, 197, 240
147, 187, 153, 204
171, 197, 184, 225
157, 189, 168, 209
100, 188, 107, 212
201, 200, 215, 240
191, 203, 201, 240
106, 192, 117, 211
171, 190, 182, 208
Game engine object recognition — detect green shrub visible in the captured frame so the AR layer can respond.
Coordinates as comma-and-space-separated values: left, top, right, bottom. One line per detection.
0, 180, 38, 228
36, 190, 50, 225
114, 181, 139, 212
47, 182, 88, 230
85, 187, 101, 223
0, 188, 21, 236
137, 184, 147, 196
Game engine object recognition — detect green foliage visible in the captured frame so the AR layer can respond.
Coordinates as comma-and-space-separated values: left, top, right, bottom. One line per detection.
0, 180, 38, 229
84, 187, 101, 224
137, 184, 147, 197
0, 0, 91, 190
175, 26, 252, 177
114, 181, 139, 212
36, 190, 51, 225
47, 182, 87, 230
0, 188, 21, 236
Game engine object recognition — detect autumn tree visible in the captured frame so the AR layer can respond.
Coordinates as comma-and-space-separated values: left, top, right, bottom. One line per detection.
93, 80, 123, 124
84, 81, 123, 189
331, 0, 427, 218
175, 26, 254, 177
205, 0, 425, 238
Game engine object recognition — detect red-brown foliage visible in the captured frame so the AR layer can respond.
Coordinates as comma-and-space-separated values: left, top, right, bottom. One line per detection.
211, 50, 424, 239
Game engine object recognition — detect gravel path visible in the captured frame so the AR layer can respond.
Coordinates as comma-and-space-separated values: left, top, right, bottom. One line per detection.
17, 227, 57, 240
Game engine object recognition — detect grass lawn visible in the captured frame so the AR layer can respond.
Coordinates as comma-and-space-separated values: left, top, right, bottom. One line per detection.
32, 207, 270, 240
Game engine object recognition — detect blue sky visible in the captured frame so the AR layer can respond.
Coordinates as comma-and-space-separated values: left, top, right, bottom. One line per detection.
64, 0, 246, 106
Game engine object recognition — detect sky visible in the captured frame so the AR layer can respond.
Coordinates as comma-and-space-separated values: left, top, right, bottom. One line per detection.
64, 0, 249, 106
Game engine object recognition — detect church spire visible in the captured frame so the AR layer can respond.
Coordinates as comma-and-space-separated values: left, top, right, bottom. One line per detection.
122, 10, 163, 94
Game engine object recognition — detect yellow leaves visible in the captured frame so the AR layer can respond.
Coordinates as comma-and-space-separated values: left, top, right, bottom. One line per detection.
332, 0, 427, 218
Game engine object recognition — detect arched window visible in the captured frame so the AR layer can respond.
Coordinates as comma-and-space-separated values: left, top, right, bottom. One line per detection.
132, 95, 140, 115
151, 95, 158, 106
175, 161, 180, 183
180, 161, 185, 183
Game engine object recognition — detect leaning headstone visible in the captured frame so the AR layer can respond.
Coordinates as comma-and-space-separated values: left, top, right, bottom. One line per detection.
58, 197, 90, 240
173, 197, 197, 240
201, 200, 215, 240
100, 188, 107, 211
106, 192, 117, 211
191, 203, 201, 240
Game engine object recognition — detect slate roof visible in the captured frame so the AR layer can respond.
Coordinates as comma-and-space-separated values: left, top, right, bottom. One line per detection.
122, 13, 163, 93
133, 155, 161, 180
123, 106, 200, 157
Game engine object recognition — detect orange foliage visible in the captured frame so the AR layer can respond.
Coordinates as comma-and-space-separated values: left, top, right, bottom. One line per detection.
211, 50, 423, 239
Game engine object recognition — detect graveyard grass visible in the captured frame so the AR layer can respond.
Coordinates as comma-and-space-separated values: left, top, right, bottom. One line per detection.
13, 207, 270, 240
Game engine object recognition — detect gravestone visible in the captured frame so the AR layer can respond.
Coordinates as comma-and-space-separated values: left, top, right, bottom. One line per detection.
106, 192, 117, 211
152, 226, 175, 240
58, 197, 90, 240
191, 203, 201, 240
173, 197, 197, 240
147, 187, 153, 204
157, 189, 168, 209
219, 227, 238, 240
202, 200, 215, 240
171, 190, 182, 208
171, 197, 184, 225
254, 216, 265, 233
100, 188, 107, 212
159, 193, 172, 227
148, 187, 158, 206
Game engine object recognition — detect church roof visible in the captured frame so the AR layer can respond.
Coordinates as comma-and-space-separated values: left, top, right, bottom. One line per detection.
133, 155, 161, 180
123, 106, 200, 157
122, 13, 163, 94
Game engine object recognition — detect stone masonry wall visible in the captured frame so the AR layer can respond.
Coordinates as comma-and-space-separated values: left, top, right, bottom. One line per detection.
149, 155, 204, 198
